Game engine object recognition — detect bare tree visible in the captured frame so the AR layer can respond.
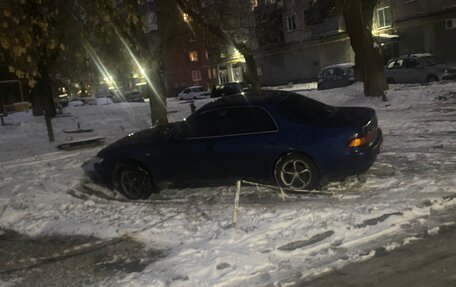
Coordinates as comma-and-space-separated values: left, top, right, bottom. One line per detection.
0, 0, 168, 133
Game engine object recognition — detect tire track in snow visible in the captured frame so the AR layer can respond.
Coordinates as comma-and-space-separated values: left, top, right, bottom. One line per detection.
0, 151, 91, 170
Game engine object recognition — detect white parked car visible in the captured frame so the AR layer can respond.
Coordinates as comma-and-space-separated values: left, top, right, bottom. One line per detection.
385, 53, 456, 84
177, 86, 210, 100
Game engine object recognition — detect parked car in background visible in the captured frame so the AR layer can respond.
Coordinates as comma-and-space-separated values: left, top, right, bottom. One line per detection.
178, 86, 210, 100
83, 90, 383, 200
385, 53, 456, 84
210, 82, 253, 98
125, 91, 145, 102
317, 63, 355, 90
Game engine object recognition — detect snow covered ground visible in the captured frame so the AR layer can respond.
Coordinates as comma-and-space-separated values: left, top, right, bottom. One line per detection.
1, 82, 456, 286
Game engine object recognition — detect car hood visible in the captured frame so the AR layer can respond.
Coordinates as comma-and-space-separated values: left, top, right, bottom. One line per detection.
97, 122, 178, 157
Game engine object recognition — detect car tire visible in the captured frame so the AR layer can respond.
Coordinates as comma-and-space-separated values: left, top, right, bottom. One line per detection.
386, 78, 395, 84
114, 162, 156, 200
274, 153, 320, 191
426, 75, 439, 83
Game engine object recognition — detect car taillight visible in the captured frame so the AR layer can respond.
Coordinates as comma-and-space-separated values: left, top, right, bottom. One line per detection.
348, 129, 378, 148
349, 116, 378, 148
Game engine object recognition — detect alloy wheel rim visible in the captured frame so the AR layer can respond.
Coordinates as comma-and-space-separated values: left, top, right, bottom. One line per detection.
279, 159, 312, 190
120, 170, 143, 197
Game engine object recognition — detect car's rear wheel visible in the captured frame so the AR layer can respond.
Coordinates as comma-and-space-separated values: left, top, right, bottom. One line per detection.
274, 153, 319, 191
386, 78, 395, 84
114, 162, 156, 200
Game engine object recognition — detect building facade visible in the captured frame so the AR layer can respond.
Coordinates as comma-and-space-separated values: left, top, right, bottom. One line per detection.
157, 0, 258, 97
254, 0, 456, 86
156, 1, 217, 97
374, 0, 456, 62
254, 0, 354, 86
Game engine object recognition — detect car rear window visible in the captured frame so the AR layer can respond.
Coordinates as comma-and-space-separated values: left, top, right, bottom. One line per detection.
344, 67, 354, 76
279, 94, 335, 124
420, 56, 444, 66
240, 83, 253, 91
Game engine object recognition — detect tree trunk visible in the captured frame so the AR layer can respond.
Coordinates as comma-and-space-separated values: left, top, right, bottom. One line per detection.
342, 0, 388, 100
243, 52, 261, 93
145, 71, 168, 126
30, 63, 56, 142
31, 63, 56, 118
79, 81, 87, 97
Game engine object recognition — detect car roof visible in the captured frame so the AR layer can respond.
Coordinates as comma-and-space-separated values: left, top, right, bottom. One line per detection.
323, 63, 354, 70
392, 53, 433, 60
222, 82, 247, 85
187, 86, 203, 89
196, 90, 317, 114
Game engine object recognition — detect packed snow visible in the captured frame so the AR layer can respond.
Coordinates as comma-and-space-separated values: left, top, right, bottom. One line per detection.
1, 82, 456, 286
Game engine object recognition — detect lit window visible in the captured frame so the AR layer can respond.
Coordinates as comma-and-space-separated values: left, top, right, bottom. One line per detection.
377, 6, 392, 28
189, 51, 198, 62
286, 15, 296, 31
192, 70, 202, 81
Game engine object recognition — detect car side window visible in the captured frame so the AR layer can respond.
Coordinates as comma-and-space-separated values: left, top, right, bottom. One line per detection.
223, 107, 277, 135
183, 89, 190, 94
322, 68, 333, 79
394, 59, 403, 69
333, 67, 344, 76
178, 109, 227, 138
403, 58, 417, 69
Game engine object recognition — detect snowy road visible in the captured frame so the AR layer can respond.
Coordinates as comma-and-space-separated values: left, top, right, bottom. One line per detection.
1, 82, 456, 286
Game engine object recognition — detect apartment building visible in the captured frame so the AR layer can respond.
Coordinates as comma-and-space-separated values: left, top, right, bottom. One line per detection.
255, 0, 456, 86
254, 0, 354, 86
374, 0, 456, 62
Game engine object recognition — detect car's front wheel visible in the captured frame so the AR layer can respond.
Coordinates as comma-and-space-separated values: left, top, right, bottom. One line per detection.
274, 154, 319, 191
114, 162, 156, 199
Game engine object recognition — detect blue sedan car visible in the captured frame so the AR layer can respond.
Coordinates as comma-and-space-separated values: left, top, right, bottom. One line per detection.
84, 90, 383, 199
